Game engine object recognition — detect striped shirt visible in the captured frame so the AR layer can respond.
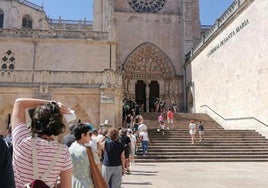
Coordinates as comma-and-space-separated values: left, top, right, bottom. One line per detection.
12, 123, 73, 188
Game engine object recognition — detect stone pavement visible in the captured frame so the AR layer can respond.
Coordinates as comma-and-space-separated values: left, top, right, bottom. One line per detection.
121, 162, 268, 188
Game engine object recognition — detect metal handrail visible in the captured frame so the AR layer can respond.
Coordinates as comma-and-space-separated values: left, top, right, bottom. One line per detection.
200, 105, 268, 127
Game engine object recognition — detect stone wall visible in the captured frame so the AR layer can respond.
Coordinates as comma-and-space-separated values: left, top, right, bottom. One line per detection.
186, 0, 268, 137
114, 12, 184, 75
0, 34, 122, 136
0, 37, 115, 72
0, 0, 50, 30
0, 83, 123, 136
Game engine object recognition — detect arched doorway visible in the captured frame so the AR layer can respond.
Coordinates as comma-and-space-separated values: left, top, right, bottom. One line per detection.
135, 80, 146, 111
149, 81, 159, 112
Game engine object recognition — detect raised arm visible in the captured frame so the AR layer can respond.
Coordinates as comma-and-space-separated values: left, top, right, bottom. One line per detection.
11, 98, 70, 130
11, 98, 49, 130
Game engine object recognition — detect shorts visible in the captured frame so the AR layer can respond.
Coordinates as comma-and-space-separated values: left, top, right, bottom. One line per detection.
199, 131, 204, 135
167, 119, 173, 124
130, 147, 136, 156
189, 129, 196, 135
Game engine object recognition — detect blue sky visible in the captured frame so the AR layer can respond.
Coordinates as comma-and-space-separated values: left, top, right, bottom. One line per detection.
30, 0, 234, 25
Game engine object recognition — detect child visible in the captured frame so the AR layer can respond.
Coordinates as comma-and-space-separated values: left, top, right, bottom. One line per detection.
159, 121, 166, 136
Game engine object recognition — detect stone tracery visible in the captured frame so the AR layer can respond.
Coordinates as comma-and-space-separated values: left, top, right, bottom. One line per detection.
123, 43, 175, 80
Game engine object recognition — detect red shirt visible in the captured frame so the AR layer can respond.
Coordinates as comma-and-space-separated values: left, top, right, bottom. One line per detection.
167, 111, 174, 119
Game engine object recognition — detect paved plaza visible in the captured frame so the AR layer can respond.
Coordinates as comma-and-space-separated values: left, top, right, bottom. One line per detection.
121, 162, 268, 188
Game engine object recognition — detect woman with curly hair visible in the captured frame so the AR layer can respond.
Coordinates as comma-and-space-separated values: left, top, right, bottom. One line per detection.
11, 98, 73, 188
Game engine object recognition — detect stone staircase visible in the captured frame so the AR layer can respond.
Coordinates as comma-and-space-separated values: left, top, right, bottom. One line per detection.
135, 112, 268, 162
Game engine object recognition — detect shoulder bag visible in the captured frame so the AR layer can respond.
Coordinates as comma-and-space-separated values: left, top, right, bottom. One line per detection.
86, 147, 107, 188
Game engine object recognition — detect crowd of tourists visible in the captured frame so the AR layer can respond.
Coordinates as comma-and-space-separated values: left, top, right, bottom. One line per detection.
0, 97, 206, 188
0, 98, 150, 188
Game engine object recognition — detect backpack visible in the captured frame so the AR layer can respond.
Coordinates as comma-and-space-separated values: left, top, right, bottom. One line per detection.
25, 180, 49, 188
118, 135, 131, 156
24, 138, 62, 188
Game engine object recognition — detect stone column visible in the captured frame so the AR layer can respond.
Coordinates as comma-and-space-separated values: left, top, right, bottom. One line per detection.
146, 80, 150, 112
93, 0, 104, 31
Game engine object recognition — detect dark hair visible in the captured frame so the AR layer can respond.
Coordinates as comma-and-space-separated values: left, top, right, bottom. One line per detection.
69, 124, 76, 134
119, 128, 127, 136
72, 123, 92, 140
134, 117, 139, 124
92, 129, 98, 136
31, 102, 65, 136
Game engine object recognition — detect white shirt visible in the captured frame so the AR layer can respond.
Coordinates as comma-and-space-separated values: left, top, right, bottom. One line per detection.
138, 123, 147, 132
139, 131, 149, 141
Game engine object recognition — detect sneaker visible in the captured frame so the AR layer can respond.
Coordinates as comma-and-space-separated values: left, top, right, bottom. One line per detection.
125, 169, 131, 175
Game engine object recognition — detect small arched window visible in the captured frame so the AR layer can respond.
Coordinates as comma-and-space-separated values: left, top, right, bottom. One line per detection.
22, 15, 33, 29
0, 9, 4, 28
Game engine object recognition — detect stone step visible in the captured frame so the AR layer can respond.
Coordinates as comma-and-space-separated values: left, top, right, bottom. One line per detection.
137, 113, 268, 162
137, 150, 268, 154
149, 138, 268, 142
151, 137, 266, 140
139, 149, 268, 153
147, 142, 268, 146
134, 158, 268, 162
138, 145, 268, 149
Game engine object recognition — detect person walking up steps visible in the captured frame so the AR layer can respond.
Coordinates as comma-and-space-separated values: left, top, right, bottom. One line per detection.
188, 119, 196, 144
139, 129, 150, 156
157, 121, 166, 136
198, 121, 205, 142
167, 108, 174, 130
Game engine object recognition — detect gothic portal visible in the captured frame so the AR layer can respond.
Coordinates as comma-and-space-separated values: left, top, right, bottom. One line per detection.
122, 42, 177, 112
93, 0, 201, 111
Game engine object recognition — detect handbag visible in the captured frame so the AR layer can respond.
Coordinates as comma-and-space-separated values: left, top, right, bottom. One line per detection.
86, 147, 108, 188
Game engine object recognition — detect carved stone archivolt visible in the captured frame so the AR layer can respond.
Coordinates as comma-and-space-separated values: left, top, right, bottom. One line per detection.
122, 43, 175, 80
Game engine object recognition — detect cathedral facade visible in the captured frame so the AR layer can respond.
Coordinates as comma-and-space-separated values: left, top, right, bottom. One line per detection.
0, 0, 200, 134
93, 0, 200, 112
